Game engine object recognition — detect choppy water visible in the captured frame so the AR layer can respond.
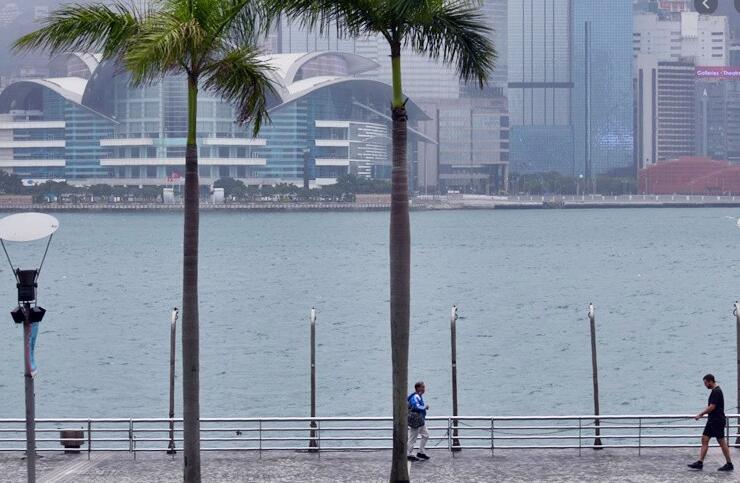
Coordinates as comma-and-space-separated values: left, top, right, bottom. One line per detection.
0, 208, 738, 419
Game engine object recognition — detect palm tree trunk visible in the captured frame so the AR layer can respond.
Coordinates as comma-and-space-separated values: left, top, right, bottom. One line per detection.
183, 73, 201, 483
389, 42, 410, 483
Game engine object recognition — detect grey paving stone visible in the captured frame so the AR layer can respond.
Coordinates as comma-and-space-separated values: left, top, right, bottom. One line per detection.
0, 448, 738, 482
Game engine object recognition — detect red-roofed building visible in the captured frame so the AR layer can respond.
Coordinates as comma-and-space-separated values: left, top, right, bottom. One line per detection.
638, 156, 740, 194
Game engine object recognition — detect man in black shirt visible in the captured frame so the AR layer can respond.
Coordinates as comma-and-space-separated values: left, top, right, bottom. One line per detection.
687, 374, 734, 471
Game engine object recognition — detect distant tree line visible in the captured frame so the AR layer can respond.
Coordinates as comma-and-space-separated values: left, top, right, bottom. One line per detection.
0, 172, 391, 203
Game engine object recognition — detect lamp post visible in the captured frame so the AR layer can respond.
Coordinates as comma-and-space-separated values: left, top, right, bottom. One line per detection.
168, 307, 179, 455
450, 305, 461, 451
0, 212, 59, 483
309, 307, 318, 451
587, 303, 602, 449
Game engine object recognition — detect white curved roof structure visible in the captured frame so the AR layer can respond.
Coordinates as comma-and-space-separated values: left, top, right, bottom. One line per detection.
0, 77, 87, 112
261, 52, 380, 100
3, 50, 427, 123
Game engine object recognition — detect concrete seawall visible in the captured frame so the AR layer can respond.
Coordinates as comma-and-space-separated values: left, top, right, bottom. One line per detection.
0, 195, 739, 211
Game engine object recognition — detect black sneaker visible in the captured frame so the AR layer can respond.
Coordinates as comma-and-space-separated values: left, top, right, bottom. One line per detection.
416, 453, 430, 460
718, 462, 734, 472
687, 461, 703, 470
407, 455, 419, 462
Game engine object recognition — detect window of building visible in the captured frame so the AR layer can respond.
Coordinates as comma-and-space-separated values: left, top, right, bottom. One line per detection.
129, 102, 142, 118
145, 102, 159, 117
219, 166, 230, 178
147, 166, 157, 178
199, 166, 210, 177
131, 166, 140, 178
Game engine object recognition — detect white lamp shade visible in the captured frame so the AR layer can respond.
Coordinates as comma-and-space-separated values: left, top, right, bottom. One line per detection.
0, 212, 59, 242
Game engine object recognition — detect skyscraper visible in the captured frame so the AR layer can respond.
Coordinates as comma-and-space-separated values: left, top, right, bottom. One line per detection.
508, 0, 633, 176
572, 0, 634, 177
507, 0, 574, 174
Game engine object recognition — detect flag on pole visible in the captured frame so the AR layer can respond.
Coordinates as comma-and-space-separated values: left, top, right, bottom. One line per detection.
25, 322, 39, 377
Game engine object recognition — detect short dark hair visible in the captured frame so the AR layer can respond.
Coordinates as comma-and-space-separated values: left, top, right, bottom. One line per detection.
703, 374, 716, 383
414, 381, 425, 390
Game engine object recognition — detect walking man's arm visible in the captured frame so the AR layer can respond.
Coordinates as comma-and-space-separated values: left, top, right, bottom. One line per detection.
694, 403, 716, 420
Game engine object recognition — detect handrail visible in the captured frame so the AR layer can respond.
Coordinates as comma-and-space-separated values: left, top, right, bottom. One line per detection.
0, 414, 737, 455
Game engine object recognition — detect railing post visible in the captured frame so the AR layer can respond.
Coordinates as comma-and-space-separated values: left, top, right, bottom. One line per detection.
490, 418, 494, 456
578, 418, 582, 457
128, 419, 133, 453
447, 417, 452, 454
258, 420, 262, 459
638, 418, 642, 456
87, 420, 92, 460
316, 420, 321, 458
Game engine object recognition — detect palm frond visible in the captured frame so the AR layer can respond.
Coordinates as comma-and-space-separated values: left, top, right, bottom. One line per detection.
407, 0, 495, 87
277, 0, 386, 40
202, 45, 276, 135
13, 1, 142, 59
219, 0, 275, 47
125, 11, 209, 85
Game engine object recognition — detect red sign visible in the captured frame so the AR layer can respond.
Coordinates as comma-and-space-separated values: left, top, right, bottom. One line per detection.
695, 67, 740, 80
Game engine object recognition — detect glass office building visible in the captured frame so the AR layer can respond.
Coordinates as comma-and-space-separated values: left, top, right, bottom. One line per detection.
572, 0, 633, 176
507, 0, 574, 175
0, 52, 429, 186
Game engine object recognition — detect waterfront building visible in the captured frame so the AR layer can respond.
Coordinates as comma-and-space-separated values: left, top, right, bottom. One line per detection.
416, 97, 509, 194
508, 0, 633, 177
572, 0, 634, 177
507, 0, 573, 175
634, 56, 696, 168
633, 12, 729, 66
0, 52, 431, 186
638, 155, 740, 194
695, 68, 740, 164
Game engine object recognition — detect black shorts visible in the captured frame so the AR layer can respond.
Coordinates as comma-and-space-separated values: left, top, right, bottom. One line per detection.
703, 420, 726, 439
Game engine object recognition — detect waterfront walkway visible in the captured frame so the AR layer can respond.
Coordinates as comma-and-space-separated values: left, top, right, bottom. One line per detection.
0, 449, 736, 482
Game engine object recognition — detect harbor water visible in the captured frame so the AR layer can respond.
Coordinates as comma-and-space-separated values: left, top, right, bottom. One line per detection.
0, 208, 738, 419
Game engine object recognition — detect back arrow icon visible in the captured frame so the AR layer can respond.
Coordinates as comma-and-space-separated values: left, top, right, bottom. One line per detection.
694, 0, 718, 14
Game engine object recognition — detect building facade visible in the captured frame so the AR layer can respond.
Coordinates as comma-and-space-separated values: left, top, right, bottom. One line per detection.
0, 52, 430, 186
633, 12, 729, 66
417, 97, 509, 194
572, 0, 634, 176
634, 57, 696, 168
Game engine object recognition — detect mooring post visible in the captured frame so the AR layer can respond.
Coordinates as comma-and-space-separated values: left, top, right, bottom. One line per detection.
734, 302, 740, 446
309, 307, 318, 451
167, 307, 178, 455
588, 303, 602, 449
450, 305, 461, 451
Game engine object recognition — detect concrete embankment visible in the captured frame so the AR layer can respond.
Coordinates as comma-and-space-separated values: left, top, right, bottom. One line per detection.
1, 195, 740, 211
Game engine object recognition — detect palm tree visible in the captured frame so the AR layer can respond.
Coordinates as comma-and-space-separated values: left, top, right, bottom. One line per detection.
279, 1, 495, 480
15, 1, 276, 481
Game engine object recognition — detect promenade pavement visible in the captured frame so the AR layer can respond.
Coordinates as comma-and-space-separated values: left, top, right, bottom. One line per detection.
1, 449, 739, 482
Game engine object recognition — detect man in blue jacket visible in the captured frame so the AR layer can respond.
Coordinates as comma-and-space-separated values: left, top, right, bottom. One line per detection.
407, 381, 430, 461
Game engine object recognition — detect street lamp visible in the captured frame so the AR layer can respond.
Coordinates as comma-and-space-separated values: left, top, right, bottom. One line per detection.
0, 212, 59, 483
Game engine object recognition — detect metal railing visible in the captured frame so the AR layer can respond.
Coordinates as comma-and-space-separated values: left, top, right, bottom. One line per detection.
0, 415, 737, 456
